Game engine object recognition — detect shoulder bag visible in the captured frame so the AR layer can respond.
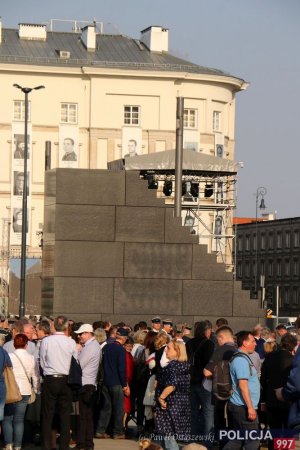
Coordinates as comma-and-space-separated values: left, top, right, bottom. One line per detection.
13, 353, 36, 404
3, 366, 22, 404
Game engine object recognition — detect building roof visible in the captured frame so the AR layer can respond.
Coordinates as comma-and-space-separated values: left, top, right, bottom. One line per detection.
0, 28, 243, 81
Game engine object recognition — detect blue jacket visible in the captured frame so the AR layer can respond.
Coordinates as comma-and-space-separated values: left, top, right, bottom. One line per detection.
103, 341, 126, 388
282, 346, 300, 428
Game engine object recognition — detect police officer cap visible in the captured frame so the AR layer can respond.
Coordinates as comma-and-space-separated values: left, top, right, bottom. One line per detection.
163, 318, 173, 326
151, 316, 161, 324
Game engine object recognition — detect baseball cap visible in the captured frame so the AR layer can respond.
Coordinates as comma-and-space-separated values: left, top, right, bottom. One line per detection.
116, 327, 129, 337
74, 324, 94, 334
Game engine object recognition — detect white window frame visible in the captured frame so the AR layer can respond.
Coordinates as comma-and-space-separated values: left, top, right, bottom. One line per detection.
124, 105, 140, 126
213, 110, 222, 132
61, 103, 78, 124
13, 100, 31, 121
184, 108, 197, 129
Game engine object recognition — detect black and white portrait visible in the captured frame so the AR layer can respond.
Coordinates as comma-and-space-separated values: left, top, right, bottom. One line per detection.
214, 216, 223, 237
62, 137, 77, 161
124, 139, 139, 158
14, 134, 30, 159
12, 208, 28, 233
13, 171, 29, 196
216, 144, 224, 158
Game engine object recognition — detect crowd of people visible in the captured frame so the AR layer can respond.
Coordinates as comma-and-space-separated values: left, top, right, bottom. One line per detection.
0, 314, 300, 450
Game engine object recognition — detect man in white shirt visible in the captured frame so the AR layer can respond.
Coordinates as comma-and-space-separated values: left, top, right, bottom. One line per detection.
74, 324, 101, 450
40, 315, 77, 450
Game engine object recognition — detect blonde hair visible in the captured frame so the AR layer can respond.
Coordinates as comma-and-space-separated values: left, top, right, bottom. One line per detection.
94, 328, 107, 344
171, 339, 188, 362
134, 330, 148, 345
263, 340, 277, 354
154, 331, 169, 350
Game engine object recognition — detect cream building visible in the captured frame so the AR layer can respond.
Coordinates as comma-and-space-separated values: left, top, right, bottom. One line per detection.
0, 20, 248, 310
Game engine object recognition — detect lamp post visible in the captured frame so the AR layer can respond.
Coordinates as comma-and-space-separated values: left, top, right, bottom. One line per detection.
254, 186, 267, 299
13, 84, 45, 317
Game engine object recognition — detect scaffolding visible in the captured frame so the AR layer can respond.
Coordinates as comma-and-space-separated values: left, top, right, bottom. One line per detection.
151, 172, 237, 271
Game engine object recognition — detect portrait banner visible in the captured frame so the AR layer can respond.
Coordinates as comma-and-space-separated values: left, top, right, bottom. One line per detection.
10, 122, 32, 245
59, 125, 79, 168
122, 127, 142, 158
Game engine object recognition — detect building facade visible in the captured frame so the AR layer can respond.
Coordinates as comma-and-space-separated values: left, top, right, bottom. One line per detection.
235, 217, 300, 316
0, 20, 248, 312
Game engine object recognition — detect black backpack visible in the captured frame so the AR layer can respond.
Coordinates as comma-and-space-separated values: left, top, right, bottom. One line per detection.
212, 352, 254, 401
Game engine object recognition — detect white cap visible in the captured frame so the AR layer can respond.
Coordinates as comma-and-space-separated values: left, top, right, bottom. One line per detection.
74, 324, 94, 334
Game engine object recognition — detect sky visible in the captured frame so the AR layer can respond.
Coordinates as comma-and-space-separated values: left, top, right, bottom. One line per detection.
1, 0, 300, 219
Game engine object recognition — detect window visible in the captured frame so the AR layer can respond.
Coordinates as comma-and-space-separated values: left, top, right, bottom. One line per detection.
294, 259, 299, 276
13, 100, 31, 121
285, 231, 291, 248
184, 109, 197, 129
213, 111, 221, 131
260, 260, 265, 275
261, 234, 266, 250
285, 259, 290, 277
277, 232, 282, 249
294, 230, 299, 248
277, 260, 282, 277
268, 260, 273, 277
268, 233, 273, 250
245, 261, 250, 277
124, 105, 140, 125
237, 262, 242, 278
253, 234, 257, 251
61, 103, 78, 124
245, 235, 250, 251
284, 287, 290, 305
293, 287, 299, 306
238, 236, 243, 252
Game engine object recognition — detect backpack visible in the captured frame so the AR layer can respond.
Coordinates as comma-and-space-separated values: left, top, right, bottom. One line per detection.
212, 352, 254, 401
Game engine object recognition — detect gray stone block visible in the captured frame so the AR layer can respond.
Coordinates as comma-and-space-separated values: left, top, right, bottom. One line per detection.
116, 207, 165, 243
124, 243, 193, 279
233, 285, 263, 317
53, 277, 114, 314
183, 280, 233, 316
192, 244, 232, 281
56, 169, 125, 206
44, 170, 57, 206
56, 205, 116, 241
165, 208, 198, 244
43, 204, 56, 243
54, 241, 124, 277
114, 278, 182, 315
125, 172, 165, 207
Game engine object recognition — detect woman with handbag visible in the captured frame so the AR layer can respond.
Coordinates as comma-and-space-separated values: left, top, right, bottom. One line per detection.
2, 334, 39, 450
0, 342, 12, 433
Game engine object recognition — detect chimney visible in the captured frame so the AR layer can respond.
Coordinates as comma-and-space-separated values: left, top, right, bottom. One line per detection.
140, 26, 169, 53
81, 25, 96, 51
18, 23, 47, 41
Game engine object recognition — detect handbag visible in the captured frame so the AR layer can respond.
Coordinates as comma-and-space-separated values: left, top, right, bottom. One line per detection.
13, 353, 36, 404
67, 355, 82, 390
3, 366, 22, 404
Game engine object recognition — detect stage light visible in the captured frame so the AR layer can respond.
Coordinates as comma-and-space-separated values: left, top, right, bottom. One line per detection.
163, 180, 172, 196
147, 174, 158, 189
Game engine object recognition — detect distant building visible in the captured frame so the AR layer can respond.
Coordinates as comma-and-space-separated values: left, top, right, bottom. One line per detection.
0, 20, 248, 311
234, 217, 300, 316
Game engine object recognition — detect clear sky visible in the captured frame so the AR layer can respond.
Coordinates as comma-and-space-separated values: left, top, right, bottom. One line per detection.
2, 0, 300, 218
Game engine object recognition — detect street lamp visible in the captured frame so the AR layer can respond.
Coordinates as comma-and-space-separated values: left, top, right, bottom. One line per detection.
13, 84, 45, 317
254, 186, 267, 299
